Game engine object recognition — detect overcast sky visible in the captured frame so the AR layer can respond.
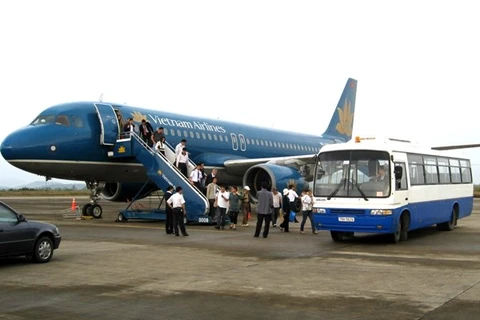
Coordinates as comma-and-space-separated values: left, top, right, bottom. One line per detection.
1, 0, 479, 186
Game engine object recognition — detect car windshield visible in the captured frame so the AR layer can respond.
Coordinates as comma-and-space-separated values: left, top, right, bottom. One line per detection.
314, 150, 391, 198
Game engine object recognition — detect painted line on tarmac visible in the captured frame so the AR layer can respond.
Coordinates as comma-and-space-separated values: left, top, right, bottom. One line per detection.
331, 251, 480, 262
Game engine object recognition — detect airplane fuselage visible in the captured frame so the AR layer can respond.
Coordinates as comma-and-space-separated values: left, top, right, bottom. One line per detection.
1, 102, 337, 184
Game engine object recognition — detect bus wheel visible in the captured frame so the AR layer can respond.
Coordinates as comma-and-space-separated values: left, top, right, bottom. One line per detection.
438, 208, 458, 231
400, 213, 410, 241
391, 222, 401, 244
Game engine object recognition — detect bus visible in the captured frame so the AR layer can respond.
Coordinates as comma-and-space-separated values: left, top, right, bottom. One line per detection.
311, 136, 474, 243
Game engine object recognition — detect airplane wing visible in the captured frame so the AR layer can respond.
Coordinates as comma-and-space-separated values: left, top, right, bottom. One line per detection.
223, 154, 317, 175
431, 143, 480, 150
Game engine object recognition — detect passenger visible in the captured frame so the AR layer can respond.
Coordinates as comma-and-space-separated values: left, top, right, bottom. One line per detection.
190, 163, 204, 190
287, 184, 299, 223
279, 188, 290, 232
206, 177, 219, 217
300, 190, 317, 234
228, 185, 241, 230
214, 185, 229, 230
164, 185, 174, 235
176, 147, 189, 176
253, 181, 273, 238
205, 168, 218, 186
175, 139, 187, 158
167, 186, 189, 236
115, 110, 124, 138
153, 128, 166, 157
123, 117, 135, 135
241, 186, 253, 227
271, 187, 282, 227
139, 119, 154, 147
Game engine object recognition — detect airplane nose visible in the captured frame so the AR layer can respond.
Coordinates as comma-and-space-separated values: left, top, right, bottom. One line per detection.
0, 134, 13, 160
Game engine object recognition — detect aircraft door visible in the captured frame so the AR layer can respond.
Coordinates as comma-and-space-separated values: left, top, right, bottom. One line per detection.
94, 103, 119, 145
230, 133, 238, 151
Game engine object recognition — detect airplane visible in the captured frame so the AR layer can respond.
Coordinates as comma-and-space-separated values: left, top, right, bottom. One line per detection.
0, 78, 357, 222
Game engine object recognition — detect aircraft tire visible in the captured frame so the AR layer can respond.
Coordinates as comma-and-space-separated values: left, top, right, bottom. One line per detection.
82, 204, 92, 216
89, 204, 103, 219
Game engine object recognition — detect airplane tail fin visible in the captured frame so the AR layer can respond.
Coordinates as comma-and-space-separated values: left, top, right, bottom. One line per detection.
322, 78, 357, 141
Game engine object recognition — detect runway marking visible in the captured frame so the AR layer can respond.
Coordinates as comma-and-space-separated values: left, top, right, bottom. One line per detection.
330, 251, 480, 262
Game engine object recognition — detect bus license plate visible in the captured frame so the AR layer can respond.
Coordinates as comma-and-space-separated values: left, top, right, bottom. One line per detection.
338, 217, 355, 222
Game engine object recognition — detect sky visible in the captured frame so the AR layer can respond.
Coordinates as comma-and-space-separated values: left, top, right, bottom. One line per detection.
1, 0, 479, 186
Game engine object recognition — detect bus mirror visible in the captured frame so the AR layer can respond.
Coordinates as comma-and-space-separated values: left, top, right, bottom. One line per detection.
394, 165, 403, 180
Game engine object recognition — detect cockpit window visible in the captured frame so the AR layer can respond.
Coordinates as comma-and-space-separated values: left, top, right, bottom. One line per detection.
71, 115, 84, 128
31, 115, 55, 125
55, 115, 70, 126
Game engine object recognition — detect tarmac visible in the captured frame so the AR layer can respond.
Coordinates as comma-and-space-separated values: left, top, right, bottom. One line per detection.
1, 196, 479, 320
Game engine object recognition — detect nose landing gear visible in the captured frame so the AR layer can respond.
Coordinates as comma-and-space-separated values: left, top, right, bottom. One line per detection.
82, 181, 105, 219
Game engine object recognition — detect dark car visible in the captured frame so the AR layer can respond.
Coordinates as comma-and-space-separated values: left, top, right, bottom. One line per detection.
0, 201, 61, 263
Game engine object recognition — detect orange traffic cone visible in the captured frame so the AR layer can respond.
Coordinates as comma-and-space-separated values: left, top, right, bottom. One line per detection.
71, 197, 77, 211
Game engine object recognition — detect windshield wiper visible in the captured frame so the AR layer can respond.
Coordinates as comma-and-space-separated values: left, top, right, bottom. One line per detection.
352, 179, 368, 201
327, 178, 346, 200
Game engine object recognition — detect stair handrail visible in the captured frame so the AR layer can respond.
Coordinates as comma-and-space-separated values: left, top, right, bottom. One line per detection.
125, 132, 209, 210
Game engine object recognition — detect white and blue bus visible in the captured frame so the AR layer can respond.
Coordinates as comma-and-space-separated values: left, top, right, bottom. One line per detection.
312, 136, 474, 243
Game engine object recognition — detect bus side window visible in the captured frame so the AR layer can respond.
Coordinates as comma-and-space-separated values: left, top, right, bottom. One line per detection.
395, 162, 408, 190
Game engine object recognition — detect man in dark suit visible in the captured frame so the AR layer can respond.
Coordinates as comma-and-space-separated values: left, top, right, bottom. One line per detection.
139, 119, 154, 147
254, 181, 273, 238
164, 185, 174, 234
204, 168, 218, 186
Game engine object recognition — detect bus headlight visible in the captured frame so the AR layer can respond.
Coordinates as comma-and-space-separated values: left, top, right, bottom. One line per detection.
370, 209, 392, 215
312, 208, 326, 214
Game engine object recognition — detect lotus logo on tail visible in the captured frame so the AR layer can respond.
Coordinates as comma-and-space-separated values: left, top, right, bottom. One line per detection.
335, 99, 354, 137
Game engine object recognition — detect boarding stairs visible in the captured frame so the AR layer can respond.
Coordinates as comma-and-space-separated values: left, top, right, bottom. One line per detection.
110, 132, 210, 223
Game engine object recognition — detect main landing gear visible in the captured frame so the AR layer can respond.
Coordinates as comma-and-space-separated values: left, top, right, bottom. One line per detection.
82, 181, 105, 219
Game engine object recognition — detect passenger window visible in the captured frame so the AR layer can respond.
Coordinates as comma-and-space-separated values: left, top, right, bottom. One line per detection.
462, 168, 472, 183
213, 135, 218, 141
202, 133, 206, 139
55, 115, 70, 126
224, 136, 229, 142
438, 166, 451, 183
189, 131, 194, 138
183, 130, 188, 137
394, 162, 408, 190
219, 135, 224, 142
170, 129, 175, 136
196, 132, 200, 139
246, 138, 250, 144
71, 116, 84, 128
176, 129, 182, 136
208, 134, 212, 140
0, 205, 17, 222
451, 167, 461, 183
260, 140, 264, 146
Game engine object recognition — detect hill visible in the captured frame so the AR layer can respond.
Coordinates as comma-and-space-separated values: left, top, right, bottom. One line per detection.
12, 181, 86, 190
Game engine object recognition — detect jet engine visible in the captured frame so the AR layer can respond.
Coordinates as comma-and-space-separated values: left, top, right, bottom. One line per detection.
101, 182, 158, 202
242, 164, 308, 200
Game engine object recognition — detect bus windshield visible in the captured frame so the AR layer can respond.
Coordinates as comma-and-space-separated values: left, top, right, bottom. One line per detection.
314, 150, 391, 198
